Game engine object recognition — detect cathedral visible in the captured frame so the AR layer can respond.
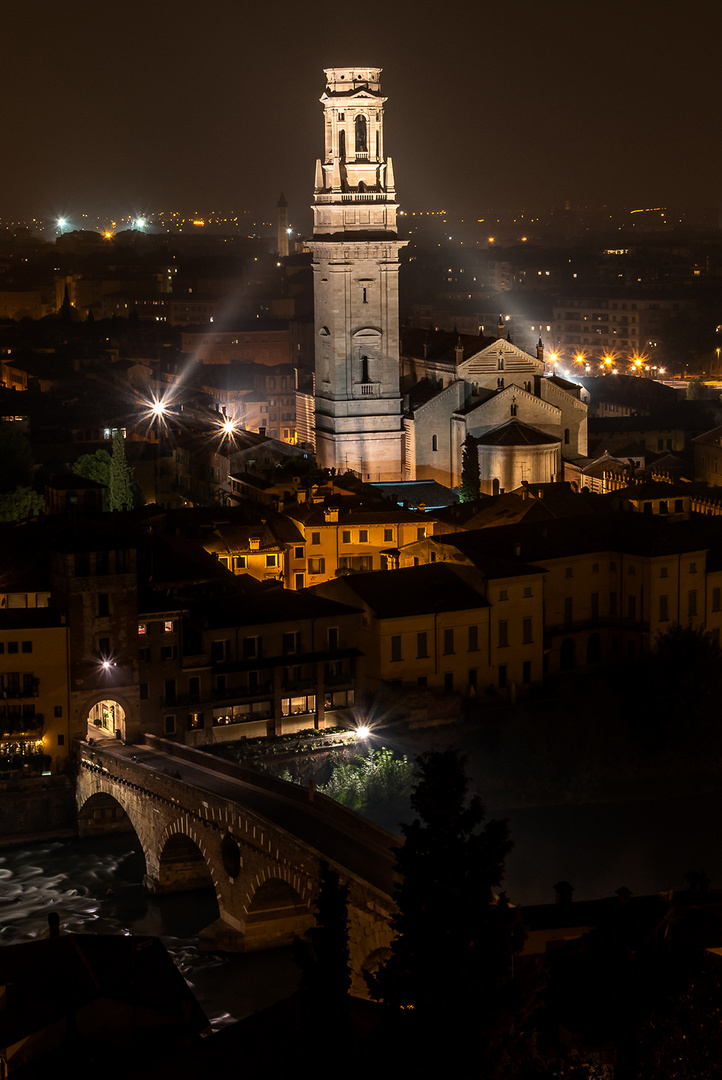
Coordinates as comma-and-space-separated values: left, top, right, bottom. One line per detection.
310, 68, 587, 491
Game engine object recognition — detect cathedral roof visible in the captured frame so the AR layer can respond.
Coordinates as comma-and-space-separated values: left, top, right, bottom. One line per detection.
475, 419, 560, 447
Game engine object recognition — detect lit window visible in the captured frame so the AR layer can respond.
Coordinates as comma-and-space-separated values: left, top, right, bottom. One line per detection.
164, 620, 174, 633
138, 624, 147, 636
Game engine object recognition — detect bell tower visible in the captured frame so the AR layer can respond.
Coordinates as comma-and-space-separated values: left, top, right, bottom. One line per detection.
309, 67, 405, 481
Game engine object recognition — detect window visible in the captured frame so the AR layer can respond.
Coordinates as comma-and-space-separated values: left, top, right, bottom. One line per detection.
139, 647, 151, 662
610, 591, 618, 616
444, 672, 454, 692
713, 587, 721, 612
98, 636, 110, 656
161, 645, 177, 661
499, 589, 508, 601
522, 660, 531, 684
688, 590, 698, 617
522, 617, 533, 644
294, 546, 304, 559
243, 637, 260, 660
8, 641, 18, 654
417, 631, 428, 658
384, 529, 393, 542
57, 734, 65, 746
164, 679, 177, 705
188, 676, 200, 701
138, 623, 147, 635
327, 627, 339, 650
660, 566, 668, 579
342, 531, 351, 544
628, 596, 637, 620
339, 555, 373, 572
628, 565, 636, 577
659, 595, 669, 621
211, 640, 229, 662
391, 636, 402, 662
139, 682, 148, 700
234, 555, 247, 570
468, 625, 478, 652
54, 705, 63, 717
311, 532, 321, 545
98, 593, 109, 617
523, 586, 533, 598
282, 631, 298, 655
443, 628, 454, 654
498, 620, 509, 648
359, 529, 369, 543
432, 434, 438, 452
164, 620, 174, 633
164, 715, 176, 735
295, 573, 305, 589
417, 527, 426, 540
690, 562, 697, 574
21, 641, 32, 654
265, 554, 278, 567
308, 557, 326, 575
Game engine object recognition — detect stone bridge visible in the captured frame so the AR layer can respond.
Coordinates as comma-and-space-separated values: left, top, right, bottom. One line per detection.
75, 735, 397, 991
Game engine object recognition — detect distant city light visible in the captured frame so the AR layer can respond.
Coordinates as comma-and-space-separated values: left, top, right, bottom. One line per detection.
135, 217, 146, 229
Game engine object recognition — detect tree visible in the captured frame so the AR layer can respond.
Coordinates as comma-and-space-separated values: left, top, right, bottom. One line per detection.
368, 750, 532, 1077
0, 422, 33, 493
460, 433, 481, 502
632, 624, 722, 755
0, 486, 44, 522
295, 860, 352, 1017
318, 747, 414, 819
108, 430, 134, 511
73, 449, 111, 510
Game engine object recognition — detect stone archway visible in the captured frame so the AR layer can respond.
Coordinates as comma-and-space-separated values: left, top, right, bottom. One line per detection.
243, 876, 313, 951
560, 637, 576, 671
157, 832, 216, 893
88, 698, 126, 737
82, 690, 136, 743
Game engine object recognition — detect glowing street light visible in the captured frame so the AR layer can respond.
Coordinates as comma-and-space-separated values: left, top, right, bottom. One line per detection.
356, 725, 371, 739
57, 218, 67, 233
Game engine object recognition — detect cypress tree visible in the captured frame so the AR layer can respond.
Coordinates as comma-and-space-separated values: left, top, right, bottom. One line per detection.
459, 433, 481, 502
108, 431, 134, 511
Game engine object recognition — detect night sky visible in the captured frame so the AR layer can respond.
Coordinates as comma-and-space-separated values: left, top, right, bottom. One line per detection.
4, 0, 722, 230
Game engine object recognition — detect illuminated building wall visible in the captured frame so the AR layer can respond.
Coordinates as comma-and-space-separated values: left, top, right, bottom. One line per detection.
309, 67, 406, 481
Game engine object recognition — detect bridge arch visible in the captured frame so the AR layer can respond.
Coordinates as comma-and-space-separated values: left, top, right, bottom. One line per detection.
156, 820, 220, 896
76, 786, 152, 878
243, 869, 314, 950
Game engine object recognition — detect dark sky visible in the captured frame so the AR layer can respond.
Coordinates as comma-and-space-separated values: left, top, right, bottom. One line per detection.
3, 0, 722, 231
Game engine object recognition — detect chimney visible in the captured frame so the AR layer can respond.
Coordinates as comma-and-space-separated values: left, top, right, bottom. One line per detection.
497, 314, 505, 339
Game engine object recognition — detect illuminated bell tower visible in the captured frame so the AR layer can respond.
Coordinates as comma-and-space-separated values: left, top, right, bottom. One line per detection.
309, 67, 405, 481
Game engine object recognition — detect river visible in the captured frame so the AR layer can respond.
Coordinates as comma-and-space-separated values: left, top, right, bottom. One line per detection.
0, 833, 300, 1028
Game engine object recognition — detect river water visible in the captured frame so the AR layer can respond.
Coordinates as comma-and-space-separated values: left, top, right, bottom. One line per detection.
0, 834, 300, 1028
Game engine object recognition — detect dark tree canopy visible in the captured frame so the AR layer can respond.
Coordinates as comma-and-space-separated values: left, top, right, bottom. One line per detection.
460, 433, 481, 502
109, 430, 134, 512
0, 422, 33, 493
369, 750, 533, 1077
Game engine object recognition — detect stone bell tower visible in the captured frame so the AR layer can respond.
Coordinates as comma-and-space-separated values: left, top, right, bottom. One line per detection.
309, 67, 405, 481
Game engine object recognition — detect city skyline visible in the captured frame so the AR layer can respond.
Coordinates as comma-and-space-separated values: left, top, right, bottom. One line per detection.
4, 0, 722, 229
